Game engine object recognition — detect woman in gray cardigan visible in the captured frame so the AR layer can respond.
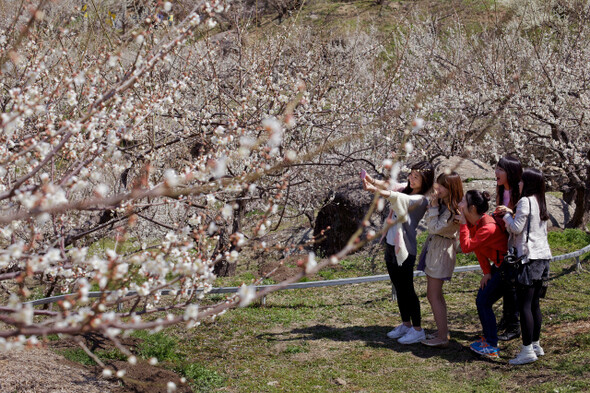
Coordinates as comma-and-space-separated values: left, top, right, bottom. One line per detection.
497, 168, 552, 365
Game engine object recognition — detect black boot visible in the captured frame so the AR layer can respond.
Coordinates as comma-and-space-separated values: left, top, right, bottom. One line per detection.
497, 317, 506, 332
498, 324, 521, 341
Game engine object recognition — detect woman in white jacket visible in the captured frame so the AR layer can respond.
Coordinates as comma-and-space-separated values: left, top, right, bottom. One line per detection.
497, 168, 552, 365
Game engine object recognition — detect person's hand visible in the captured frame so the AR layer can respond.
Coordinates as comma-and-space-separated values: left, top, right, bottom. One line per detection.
429, 190, 439, 208
364, 173, 374, 185
495, 205, 512, 215
363, 178, 376, 192
455, 210, 466, 225
480, 273, 492, 289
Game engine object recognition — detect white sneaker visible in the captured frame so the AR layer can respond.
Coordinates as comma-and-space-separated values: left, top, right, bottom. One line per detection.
387, 324, 411, 339
509, 345, 538, 365
398, 328, 426, 344
532, 341, 545, 356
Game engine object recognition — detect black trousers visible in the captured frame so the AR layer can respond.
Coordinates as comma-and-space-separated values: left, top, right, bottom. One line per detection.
500, 264, 519, 331
384, 244, 420, 327
501, 271, 520, 330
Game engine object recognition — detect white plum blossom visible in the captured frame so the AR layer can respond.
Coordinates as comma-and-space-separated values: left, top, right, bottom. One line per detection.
263, 117, 284, 148
212, 157, 227, 178
164, 169, 179, 187
228, 250, 239, 262
184, 304, 199, 320
221, 204, 233, 219
305, 252, 317, 274
95, 184, 109, 197
238, 284, 256, 307
411, 117, 425, 132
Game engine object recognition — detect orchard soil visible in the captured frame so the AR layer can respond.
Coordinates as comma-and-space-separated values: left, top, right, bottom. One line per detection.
0, 337, 192, 393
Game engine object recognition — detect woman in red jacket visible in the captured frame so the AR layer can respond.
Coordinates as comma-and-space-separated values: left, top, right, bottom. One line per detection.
458, 190, 508, 358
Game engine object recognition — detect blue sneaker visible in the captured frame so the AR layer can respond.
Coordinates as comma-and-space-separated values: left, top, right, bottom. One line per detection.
470, 338, 500, 359
469, 337, 486, 351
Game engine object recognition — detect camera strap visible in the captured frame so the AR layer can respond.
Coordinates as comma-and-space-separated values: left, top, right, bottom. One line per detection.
522, 197, 532, 260
525, 197, 531, 244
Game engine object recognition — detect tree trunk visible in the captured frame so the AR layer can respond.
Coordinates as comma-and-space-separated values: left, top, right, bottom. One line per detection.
566, 165, 590, 229
212, 225, 237, 277
232, 193, 246, 235
212, 195, 246, 277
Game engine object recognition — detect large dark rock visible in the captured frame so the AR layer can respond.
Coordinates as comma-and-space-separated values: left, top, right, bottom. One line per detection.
313, 179, 384, 256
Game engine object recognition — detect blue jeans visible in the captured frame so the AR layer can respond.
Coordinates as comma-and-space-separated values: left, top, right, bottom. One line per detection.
476, 267, 504, 347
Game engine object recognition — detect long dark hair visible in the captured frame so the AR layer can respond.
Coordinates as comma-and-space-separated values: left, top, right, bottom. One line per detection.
437, 171, 464, 216
496, 156, 522, 209
465, 190, 491, 215
402, 161, 434, 195
521, 168, 550, 221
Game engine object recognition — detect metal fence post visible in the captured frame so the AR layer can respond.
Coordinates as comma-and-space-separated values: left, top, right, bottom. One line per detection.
576, 256, 581, 272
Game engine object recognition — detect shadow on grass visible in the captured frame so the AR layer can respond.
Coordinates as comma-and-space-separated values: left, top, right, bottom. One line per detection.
259, 324, 498, 364
250, 295, 392, 309
548, 261, 583, 281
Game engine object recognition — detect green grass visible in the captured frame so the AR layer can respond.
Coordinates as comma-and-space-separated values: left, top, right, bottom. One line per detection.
88, 237, 139, 257
283, 343, 309, 354
172, 227, 589, 392
58, 348, 97, 366
98, 349, 127, 361
177, 362, 224, 393
57, 347, 127, 366
548, 229, 590, 255
52, 227, 589, 392
133, 331, 180, 362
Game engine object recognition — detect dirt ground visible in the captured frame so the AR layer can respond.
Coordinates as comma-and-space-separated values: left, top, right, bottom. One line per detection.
0, 341, 191, 393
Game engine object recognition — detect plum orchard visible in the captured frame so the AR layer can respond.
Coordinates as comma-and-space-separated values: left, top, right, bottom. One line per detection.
0, 0, 588, 374
0, 0, 404, 366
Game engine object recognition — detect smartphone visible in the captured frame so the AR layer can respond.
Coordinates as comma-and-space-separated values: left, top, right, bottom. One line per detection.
360, 169, 367, 180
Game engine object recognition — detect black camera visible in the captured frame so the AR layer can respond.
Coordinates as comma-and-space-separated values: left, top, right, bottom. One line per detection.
504, 247, 526, 265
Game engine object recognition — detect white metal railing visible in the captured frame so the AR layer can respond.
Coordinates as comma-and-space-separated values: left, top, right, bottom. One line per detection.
25, 244, 590, 307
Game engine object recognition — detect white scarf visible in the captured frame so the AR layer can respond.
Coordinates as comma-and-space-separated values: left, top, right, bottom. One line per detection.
386, 191, 425, 265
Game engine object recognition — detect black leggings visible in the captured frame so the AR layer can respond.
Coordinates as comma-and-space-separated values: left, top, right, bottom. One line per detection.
517, 281, 544, 346
385, 244, 420, 327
